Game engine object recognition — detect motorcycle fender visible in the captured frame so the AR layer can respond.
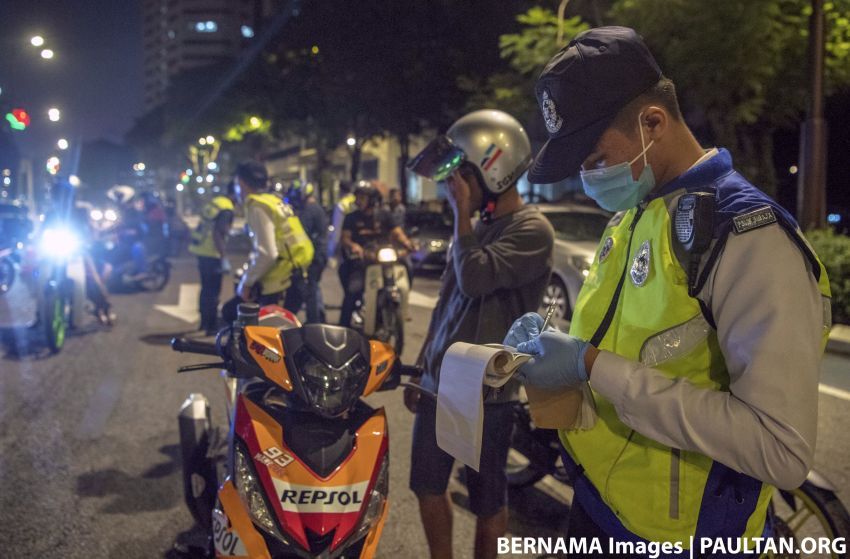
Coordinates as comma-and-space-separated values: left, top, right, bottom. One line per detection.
358, 500, 389, 559
391, 264, 409, 320
216, 480, 270, 558
362, 265, 383, 335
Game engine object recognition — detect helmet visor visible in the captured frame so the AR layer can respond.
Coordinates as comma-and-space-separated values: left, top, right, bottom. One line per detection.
407, 135, 466, 182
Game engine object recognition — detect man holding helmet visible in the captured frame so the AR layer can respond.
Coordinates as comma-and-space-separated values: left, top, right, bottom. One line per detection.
406, 109, 554, 559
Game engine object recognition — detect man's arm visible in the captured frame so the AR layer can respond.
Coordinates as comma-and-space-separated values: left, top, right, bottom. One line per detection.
451, 217, 554, 299
589, 224, 824, 489
243, 206, 278, 287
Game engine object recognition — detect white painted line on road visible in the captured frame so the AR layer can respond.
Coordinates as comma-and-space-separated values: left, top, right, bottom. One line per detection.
155, 283, 200, 324
819, 383, 850, 401
409, 290, 439, 309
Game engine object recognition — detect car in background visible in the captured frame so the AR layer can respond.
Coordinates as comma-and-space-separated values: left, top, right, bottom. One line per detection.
405, 209, 453, 273
536, 204, 611, 325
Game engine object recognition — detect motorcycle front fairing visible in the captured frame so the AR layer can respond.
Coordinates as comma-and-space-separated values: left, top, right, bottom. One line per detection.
214, 392, 389, 558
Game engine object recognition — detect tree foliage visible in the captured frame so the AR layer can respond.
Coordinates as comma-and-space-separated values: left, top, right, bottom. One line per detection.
610, 0, 850, 194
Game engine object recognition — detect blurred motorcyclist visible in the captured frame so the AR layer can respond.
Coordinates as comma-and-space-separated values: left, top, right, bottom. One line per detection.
221, 161, 314, 323
338, 181, 415, 328
283, 181, 328, 323
189, 182, 236, 335
327, 180, 356, 261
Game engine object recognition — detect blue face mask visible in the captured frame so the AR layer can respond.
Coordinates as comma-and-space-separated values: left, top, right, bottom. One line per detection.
580, 114, 656, 212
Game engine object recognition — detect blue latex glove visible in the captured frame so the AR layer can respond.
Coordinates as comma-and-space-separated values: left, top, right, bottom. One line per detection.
503, 312, 545, 348
515, 331, 589, 388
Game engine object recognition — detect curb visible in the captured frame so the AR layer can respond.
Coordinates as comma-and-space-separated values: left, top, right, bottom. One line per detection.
827, 324, 850, 356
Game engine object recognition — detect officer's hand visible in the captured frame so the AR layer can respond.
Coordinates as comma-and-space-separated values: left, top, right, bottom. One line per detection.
516, 331, 589, 388
503, 312, 545, 348
403, 377, 421, 413
220, 258, 232, 274
350, 243, 365, 258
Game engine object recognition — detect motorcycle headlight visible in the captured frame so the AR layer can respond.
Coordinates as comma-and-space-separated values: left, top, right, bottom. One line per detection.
233, 444, 289, 544
39, 227, 81, 259
294, 348, 370, 418
345, 456, 389, 547
570, 255, 592, 278
377, 248, 398, 263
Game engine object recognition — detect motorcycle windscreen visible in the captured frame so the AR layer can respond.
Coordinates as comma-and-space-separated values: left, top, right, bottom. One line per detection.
407, 135, 466, 182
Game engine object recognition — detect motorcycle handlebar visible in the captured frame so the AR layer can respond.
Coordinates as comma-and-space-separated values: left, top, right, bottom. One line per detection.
170, 337, 221, 356
399, 365, 423, 378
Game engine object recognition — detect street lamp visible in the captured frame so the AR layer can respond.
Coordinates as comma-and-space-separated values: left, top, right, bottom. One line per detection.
47, 107, 60, 122
57, 138, 69, 150
40, 49, 54, 60
205, 135, 215, 144
346, 136, 356, 147
30, 36, 45, 47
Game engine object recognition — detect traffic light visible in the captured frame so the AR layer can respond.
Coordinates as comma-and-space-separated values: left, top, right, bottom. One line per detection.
5, 108, 30, 131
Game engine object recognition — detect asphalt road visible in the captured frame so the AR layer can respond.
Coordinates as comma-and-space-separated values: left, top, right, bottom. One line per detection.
0, 255, 848, 558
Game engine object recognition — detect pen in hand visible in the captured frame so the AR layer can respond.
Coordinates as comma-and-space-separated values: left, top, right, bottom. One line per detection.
540, 298, 559, 334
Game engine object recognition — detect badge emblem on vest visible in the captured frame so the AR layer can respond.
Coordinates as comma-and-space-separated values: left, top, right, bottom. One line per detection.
599, 236, 614, 263
630, 240, 651, 287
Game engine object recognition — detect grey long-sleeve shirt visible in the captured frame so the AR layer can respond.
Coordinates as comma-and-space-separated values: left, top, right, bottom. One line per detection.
590, 222, 827, 489
420, 205, 554, 403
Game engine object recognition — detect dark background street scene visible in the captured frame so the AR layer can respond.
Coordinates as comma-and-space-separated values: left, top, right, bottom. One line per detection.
1, 1, 850, 558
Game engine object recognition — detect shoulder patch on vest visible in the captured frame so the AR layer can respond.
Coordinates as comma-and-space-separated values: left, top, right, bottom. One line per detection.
732, 206, 776, 234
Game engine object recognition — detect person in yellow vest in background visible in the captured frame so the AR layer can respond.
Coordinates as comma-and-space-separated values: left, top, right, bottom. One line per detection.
189, 182, 236, 335
222, 161, 314, 323
504, 27, 831, 558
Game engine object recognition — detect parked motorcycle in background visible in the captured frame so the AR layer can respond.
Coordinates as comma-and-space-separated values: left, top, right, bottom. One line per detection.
170, 303, 420, 558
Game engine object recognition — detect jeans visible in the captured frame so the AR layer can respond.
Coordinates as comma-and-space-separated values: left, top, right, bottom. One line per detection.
338, 258, 365, 328
197, 256, 222, 332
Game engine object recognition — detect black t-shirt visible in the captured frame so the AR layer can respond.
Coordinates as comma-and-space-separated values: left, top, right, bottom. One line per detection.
342, 208, 396, 248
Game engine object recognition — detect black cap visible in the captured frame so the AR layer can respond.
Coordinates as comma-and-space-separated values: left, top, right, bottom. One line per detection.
234, 160, 269, 189
528, 26, 662, 184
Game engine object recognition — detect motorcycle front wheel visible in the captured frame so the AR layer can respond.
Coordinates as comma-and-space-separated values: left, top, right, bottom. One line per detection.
42, 282, 69, 353
140, 259, 170, 292
377, 298, 404, 356
771, 481, 850, 558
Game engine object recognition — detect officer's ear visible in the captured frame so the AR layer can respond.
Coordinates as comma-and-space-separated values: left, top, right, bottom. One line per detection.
641, 106, 667, 142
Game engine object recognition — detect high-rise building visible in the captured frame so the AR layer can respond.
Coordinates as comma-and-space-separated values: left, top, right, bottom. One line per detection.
142, 0, 267, 112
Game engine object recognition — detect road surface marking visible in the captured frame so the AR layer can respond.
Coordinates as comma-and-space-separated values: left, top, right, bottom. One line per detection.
155, 283, 200, 324
409, 290, 439, 309
819, 383, 850, 401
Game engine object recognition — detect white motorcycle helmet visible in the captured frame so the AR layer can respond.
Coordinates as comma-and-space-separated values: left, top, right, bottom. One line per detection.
408, 109, 532, 196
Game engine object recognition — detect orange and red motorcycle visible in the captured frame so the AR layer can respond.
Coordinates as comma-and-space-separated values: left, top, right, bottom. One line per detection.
171, 303, 418, 558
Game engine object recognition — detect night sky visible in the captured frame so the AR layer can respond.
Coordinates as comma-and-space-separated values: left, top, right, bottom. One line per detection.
0, 0, 143, 159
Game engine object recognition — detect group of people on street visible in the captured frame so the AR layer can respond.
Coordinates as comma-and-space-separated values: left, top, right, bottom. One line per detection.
189, 162, 415, 336
184, 26, 831, 559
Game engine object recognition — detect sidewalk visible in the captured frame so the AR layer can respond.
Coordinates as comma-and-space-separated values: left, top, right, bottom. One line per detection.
827, 324, 850, 356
